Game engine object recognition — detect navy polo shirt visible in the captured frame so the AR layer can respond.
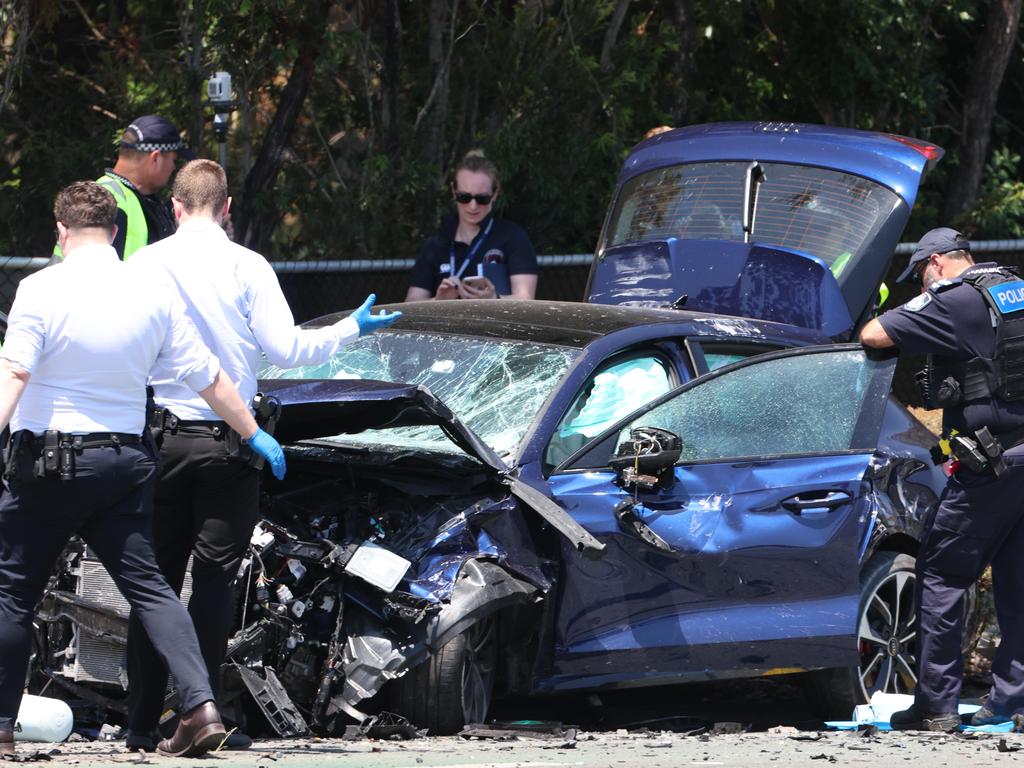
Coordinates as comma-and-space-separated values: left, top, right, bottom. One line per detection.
878, 262, 1024, 435
410, 213, 537, 295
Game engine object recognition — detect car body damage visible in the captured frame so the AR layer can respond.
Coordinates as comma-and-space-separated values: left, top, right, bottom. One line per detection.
30, 125, 958, 735
31, 304, 957, 735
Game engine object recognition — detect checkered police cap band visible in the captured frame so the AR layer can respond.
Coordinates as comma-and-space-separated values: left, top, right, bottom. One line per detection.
120, 139, 188, 152
119, 116, 193, 155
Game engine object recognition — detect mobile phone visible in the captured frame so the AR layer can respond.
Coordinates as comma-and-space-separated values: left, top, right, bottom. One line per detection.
461, 275, 489, 288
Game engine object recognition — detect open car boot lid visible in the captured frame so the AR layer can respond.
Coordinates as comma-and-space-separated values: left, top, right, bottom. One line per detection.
587, 121, 944, 338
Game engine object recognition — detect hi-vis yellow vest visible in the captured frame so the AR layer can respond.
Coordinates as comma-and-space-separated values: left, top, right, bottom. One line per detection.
52, 173, 148, 260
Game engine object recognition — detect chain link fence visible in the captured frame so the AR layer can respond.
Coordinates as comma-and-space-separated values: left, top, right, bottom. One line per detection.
5, 243, 1024, 407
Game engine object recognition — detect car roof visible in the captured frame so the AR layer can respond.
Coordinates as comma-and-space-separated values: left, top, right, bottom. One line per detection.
623, 121, 942, 208
308, 299, 827, 349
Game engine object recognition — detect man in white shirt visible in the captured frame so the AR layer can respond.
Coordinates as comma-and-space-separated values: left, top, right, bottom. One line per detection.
0, 181, 286, 758
125, 159, 400, 750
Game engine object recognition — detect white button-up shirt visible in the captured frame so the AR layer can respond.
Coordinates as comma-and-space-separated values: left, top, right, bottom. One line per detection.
1, 243, 220, 435
132, 219, 359, 421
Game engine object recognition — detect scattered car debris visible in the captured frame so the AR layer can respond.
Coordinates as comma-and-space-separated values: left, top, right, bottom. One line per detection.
998, 738, 1021, 753
459, 720, 577, 742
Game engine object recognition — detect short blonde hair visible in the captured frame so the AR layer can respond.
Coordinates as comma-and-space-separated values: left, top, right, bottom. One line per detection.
172, 159, 228, 214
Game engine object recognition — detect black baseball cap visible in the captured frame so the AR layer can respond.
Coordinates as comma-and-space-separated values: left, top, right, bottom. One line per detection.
120, 115, 197, 159
895, 227, 971, 284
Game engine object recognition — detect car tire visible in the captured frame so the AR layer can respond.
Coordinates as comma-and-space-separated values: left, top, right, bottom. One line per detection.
389, 617, 497, 735
804, 551, 919, 719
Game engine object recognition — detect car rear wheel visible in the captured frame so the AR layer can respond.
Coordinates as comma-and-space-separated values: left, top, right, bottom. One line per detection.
389, 617, 497, 734
804, 551, 918, 718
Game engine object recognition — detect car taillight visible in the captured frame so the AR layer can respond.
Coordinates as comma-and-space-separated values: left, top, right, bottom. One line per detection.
885, 134, 944, 168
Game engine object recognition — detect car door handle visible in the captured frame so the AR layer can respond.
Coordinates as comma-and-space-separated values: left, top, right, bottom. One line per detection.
780, 490, 852, 515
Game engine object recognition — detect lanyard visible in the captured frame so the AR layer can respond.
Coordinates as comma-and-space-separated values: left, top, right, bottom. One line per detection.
449, 219, 494, 279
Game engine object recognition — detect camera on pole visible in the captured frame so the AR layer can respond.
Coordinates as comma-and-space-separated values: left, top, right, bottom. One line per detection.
205, 71, 237, 168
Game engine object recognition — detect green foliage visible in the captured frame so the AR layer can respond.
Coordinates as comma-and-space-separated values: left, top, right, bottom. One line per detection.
0, 0, 1016, 260
965, 146, 1024, 238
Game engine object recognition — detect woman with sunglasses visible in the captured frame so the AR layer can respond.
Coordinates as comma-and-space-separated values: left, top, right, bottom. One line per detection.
406, 150, 538, 301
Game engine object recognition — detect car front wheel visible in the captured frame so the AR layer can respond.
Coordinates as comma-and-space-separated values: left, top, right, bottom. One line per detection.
388, 617, 497, 734
805, 551, 918, 718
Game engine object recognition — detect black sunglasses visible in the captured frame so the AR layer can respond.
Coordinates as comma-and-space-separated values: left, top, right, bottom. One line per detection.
453, 191, 493, 205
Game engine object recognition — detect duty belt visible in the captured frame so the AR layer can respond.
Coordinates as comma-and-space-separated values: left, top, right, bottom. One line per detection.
32, 431, 143, 450
149, 409, 226, 437
4, 429, 146, 483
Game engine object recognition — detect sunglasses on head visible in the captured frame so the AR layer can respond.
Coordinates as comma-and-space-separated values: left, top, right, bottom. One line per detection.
453, 191, 493, 206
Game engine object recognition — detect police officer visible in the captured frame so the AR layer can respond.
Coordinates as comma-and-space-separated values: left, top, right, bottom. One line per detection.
406, 150, 538, 301
54, 115, 193, 261
123, 159, 401, 751
0, 181, 285, 757
861, 227, 1024, 731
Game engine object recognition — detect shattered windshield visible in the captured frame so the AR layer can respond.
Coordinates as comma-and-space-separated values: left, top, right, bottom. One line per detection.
602, 161, 901, 277
261, 331, 579, 458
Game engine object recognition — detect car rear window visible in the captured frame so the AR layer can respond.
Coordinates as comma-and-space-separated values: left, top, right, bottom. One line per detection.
602, 161, 901, 276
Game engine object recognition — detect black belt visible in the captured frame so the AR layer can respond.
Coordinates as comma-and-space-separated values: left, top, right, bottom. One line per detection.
149, 408, 226, 437
59, 434, 142, 450
173, 420, 226, 437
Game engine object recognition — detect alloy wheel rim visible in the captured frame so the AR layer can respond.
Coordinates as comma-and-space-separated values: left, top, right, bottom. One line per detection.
857, 568, 917, 699
461, 619, 496, 725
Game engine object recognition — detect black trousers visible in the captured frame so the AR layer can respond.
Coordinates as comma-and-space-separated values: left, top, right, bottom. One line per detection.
126, 428, 258, 733
914, 444, 1024, 715
0, 443, 213, 730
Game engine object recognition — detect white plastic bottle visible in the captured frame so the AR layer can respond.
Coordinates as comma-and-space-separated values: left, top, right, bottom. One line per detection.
15, 694, 74, 742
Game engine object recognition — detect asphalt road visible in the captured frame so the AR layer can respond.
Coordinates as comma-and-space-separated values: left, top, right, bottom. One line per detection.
15, 676, 1013, 767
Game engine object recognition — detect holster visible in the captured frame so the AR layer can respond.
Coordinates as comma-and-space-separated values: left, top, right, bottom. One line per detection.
243, 393, 281, 470
150, 394, 281, 470
4, 429, 75, 483
975, 426, 1007, 477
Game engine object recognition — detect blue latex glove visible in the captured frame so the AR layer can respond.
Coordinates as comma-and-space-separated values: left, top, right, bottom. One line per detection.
248, 428, 286, 480
351, 293, 401, 336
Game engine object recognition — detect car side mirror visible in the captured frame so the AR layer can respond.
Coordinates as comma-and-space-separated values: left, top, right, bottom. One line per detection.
608, 427, 682, 491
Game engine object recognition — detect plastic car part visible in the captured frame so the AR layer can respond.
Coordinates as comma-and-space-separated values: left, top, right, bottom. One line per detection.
234, 663, 310, 737
336, 560, 539, 712
613, 499, 673, 552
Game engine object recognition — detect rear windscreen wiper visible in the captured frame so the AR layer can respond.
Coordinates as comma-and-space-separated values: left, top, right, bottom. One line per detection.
742, 160, 767, 243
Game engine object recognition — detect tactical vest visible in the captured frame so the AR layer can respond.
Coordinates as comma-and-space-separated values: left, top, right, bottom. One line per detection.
921, 266, 1024, 407
51, 173, 149, 261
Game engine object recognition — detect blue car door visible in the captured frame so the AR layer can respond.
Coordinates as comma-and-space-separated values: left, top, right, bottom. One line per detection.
541, 345, 896, 692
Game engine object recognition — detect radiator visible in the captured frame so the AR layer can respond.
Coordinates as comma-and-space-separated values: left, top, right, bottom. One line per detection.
63, 556, 193, 687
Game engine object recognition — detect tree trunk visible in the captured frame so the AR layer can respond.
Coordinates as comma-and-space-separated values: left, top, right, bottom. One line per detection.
380, 0, 402, 156
424, 0, 451, 171
942, 0, 1023, 223
668, 0, 698, 126
600, 0, 632, 71
235, 0, 334, 253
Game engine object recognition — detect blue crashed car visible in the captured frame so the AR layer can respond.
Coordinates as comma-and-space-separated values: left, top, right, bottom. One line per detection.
32, 123, 952, 735
237, 124, 952, 733
247, 322, 941, 733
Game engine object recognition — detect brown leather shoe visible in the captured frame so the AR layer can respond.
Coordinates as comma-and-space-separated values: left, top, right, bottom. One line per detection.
0, 728, 12, 756
156, 701, 226, 758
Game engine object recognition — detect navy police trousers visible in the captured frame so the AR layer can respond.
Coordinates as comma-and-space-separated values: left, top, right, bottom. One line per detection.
915, 444, 1024, 716
126, 428, 259, 733
0, 443, 213, 730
